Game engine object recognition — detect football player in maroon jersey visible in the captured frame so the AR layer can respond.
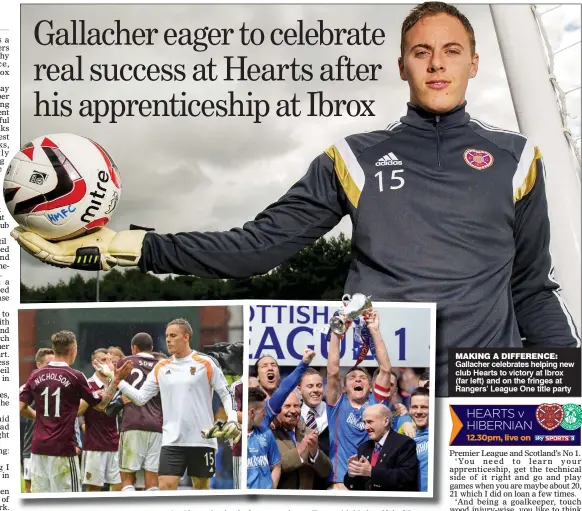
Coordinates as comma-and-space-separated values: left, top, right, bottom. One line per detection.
19, 331, 132, 493
117, 333, 163, 491
21, 348, 54, 493
78, 349, 123, 491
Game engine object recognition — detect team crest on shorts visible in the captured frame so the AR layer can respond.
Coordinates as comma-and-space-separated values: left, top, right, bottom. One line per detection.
464, 149, 494, 170
190, 366, 196, 375
536, 403, 564, 431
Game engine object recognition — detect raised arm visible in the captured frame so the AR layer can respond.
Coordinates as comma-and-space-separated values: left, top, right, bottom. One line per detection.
92, 360, 133, 411
364, 310, 392, 398
268, 349, 315, 417
326, 325, 344, 407
511, 143, 580, 347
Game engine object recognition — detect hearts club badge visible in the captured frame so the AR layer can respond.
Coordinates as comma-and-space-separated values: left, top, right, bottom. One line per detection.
464, 149, 494, 170
536, 403, 564, 431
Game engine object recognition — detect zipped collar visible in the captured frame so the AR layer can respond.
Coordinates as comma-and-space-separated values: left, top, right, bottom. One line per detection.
400, 102, 470, 131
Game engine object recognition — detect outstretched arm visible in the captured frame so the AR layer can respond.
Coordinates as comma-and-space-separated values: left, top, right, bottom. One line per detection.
140, 153, 347, 276
13, 152, 348, 274
94, 380, 121, 412
326, 325, 345, 407
93, 360, 133, 411
365, 310, 392, 400
117, 363, 158, 406
267, 349, 315, 418
104, 390, 126, 417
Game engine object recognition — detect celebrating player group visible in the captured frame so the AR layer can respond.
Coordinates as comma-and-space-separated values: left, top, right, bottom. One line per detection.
247, 307, 430, 492
19, 318, 241, 493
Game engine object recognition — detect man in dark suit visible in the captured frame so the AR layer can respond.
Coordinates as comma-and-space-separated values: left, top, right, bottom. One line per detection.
298, 368, 330, 489
344, 404, 418, 491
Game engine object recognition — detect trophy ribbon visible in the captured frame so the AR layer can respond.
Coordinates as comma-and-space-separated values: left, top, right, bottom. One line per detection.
353, 316, 376, 366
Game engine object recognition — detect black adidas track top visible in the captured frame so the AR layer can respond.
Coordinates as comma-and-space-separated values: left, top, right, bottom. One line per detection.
140, 103, 580, 395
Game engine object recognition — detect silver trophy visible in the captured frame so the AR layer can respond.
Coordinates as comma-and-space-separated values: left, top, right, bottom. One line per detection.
329, 293, 373, 335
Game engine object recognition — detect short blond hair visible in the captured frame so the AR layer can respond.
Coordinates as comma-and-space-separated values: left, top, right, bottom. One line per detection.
51, 331, 76, 356
167, 318, 193, 338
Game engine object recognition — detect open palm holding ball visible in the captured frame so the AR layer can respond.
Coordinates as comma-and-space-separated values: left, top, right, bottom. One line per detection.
3, 133, 121, 241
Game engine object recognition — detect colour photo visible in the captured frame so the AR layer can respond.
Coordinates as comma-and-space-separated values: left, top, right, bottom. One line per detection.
18, 304, 243, 495
246, 300, 434, 495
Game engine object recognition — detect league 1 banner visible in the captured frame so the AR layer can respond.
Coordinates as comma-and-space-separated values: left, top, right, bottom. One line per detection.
449, 404, 582, 446
248, 301, 435, 367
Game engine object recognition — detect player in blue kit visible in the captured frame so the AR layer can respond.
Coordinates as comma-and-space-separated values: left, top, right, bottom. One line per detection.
247, 387, 281, 489
372, 367, 414, 434
250, 349, 317, 424
401, 387, 429, 491
326, 309, 393, 489
247, 349, 317, 488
